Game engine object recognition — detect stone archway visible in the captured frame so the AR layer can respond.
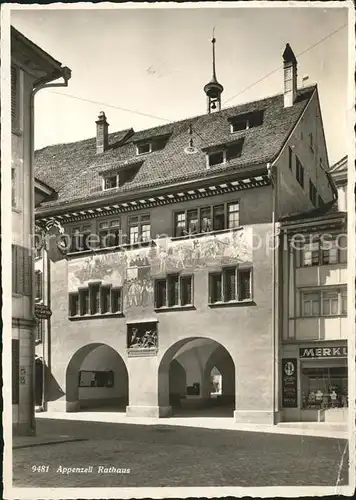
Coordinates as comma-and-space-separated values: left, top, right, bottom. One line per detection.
65, 343, 128, 412
158, 337, 235, 417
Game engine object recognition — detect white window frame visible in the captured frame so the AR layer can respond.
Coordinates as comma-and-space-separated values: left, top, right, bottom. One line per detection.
301, 288, 347, 317
102, 174, 119, 191
230, 119, 249, 133
136, 143, 152, 155
154, 274, 193, 309
209, 268, 252, 304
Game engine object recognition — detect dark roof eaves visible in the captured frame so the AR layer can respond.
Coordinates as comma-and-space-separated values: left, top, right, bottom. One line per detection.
11, 26, 63, 70
35, 162, 269, 218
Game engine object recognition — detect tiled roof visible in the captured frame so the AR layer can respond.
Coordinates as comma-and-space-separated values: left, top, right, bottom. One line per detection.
280, 200, 345, 225
329, 155, 347, 174
35, 86, 315, 209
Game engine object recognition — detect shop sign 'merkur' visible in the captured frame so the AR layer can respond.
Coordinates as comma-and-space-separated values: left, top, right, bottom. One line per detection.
299, 346, 347, 359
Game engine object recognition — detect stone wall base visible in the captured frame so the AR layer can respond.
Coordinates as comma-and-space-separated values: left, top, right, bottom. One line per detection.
234, 410, 280, 425
126, 405, 172, 418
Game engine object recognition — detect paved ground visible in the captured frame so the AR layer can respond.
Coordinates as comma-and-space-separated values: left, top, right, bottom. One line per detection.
36, 409, 348, 439
12, 418, 349, 488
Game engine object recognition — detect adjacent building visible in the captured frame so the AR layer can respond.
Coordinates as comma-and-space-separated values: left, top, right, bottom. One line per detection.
34, 42, 338, 424
11, 26, 71, 435
280, 156, 348, 423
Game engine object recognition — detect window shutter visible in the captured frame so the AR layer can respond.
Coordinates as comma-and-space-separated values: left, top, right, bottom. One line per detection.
11, 66, 18, 125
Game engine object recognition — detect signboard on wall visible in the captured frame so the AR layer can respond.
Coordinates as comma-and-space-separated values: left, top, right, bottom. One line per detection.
299, 346, 347, 359
282, 358, 298, 408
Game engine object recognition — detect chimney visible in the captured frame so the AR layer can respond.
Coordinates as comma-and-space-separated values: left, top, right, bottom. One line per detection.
96, 111, 109, 153
283, 43, 297, 108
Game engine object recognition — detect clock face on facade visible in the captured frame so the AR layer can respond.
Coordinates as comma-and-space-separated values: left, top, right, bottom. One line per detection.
284, 361, 295, 377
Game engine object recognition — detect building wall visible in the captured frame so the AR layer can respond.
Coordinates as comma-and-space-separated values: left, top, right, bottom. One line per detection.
12, 67, 37, 435
278, 92, 333, 218
46, 221, 277, 422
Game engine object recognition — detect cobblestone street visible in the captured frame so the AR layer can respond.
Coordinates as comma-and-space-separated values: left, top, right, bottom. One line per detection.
13, 418, 349, 488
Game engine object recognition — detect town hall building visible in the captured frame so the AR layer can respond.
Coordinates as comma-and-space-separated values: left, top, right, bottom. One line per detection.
33, 41, 343, 425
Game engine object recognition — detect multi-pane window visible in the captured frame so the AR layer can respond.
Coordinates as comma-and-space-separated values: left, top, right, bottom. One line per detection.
174, 202, 239, 237
155, 275, 193, 308
103, 175, 118, 190
12, 167, 17, 208
98, 218, 120, 248
209, 268, 252, 304
70, 224, 92, 252
296, 156, 304, 188
301, 238, 346, 267
207, 141, 243, 167
128, 214, 151, 244
227, 203, 240, 229
229, 112, 263, 133
69, 284, 122, 317
309, 180, 317, 205
35, 320, 43, 343
35, 270, 43, 302
136, 137, 169, 156
302, 288, 347, 317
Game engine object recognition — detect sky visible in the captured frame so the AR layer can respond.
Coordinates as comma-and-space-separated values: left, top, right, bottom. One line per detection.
11, 5, 349, 166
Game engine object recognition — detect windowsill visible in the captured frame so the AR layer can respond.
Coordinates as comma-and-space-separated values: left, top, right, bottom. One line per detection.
68, 312, 124, 321
295, 314, 347, 319
208, 299, 255, 308
298, 263, 346, 268
172, 226, 243, 241
35, 340, 42, 345
154, 305, 196, 313
12, 207, 22, 214
12, 128, 23, 137
67, 239, 155, 257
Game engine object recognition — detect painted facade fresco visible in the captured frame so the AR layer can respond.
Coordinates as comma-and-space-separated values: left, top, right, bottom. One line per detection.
68, 228, 253, 306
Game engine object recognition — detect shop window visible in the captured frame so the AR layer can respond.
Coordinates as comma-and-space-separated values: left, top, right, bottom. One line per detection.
301, 288, 347, 317
128, 214, 151, 244
69, 284, 122, 318
79, 370, 114, 388
209, 268, 252, 304
154, 275, 193, 309
301, 366, 348, 409
173, 202, 239, 237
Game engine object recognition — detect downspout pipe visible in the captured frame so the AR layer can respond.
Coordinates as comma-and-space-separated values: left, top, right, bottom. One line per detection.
267, 161, 279, 424
30, 67, 71, 414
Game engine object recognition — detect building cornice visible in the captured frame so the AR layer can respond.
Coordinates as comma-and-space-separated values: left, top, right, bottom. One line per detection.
36, 172, 270, 224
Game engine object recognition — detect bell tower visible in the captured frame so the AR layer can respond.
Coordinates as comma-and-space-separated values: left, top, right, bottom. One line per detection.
204, 36, 224, 114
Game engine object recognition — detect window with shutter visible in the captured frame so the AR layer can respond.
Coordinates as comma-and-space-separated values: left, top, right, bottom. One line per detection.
11, 66, 20, 130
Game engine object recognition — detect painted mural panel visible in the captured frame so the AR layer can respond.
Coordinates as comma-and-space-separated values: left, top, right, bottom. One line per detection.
67, 227, 253, 307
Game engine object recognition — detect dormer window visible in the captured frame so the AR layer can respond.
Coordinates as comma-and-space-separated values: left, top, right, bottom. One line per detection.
103, 174, 118, 190
137, 143, 151, 155
135, 134, 171, 156
229, 110, 264, 134
206, 140, 243, 168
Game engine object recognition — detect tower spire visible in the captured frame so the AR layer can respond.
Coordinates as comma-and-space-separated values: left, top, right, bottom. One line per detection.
204, 32, 224, 114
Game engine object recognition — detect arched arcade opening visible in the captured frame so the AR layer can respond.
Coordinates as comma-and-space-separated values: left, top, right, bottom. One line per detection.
159, 337, 235, 417
66, 343, 128, 412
